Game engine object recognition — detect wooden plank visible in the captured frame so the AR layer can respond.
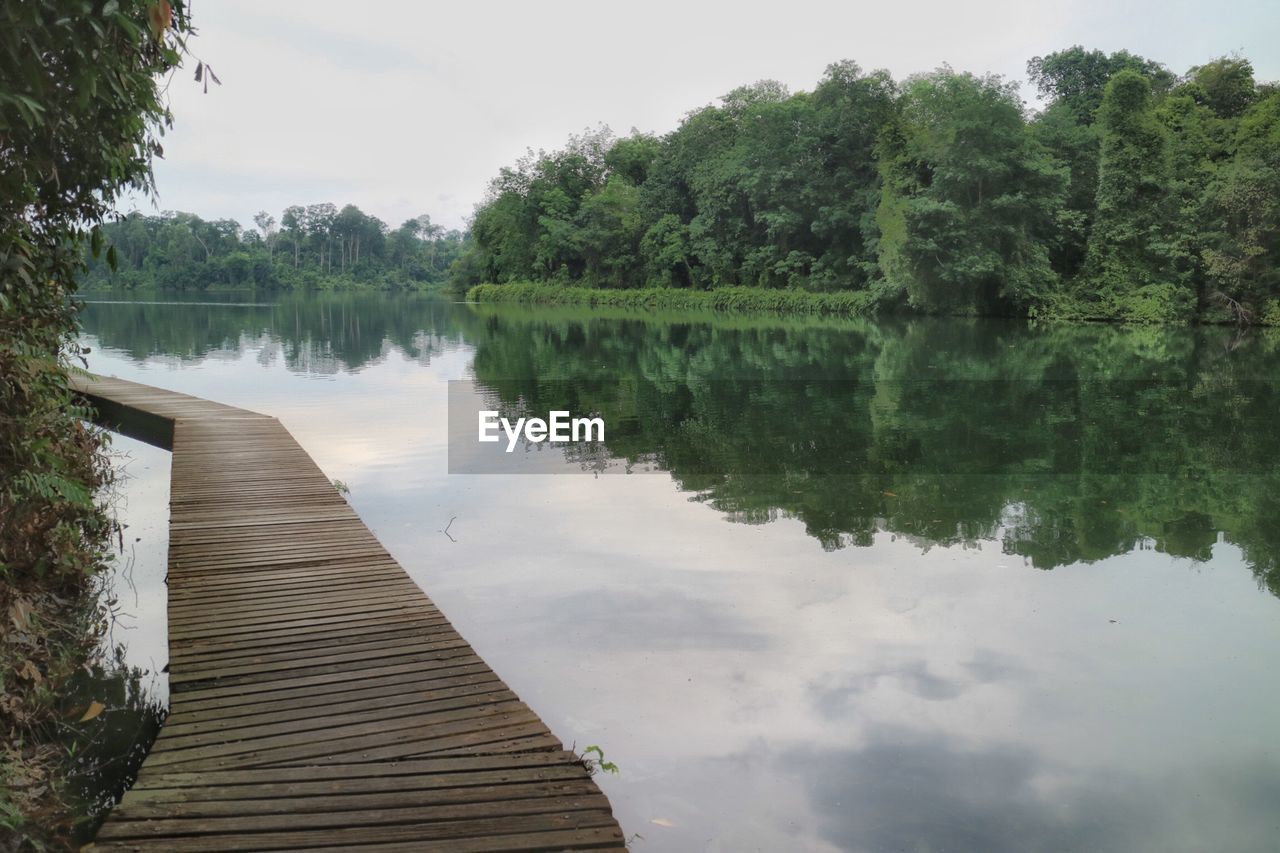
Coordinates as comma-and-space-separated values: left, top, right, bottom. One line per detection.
92, 814, 625, 851
128, 751, 587, 789
124, 770, 589, 805
75, 376, 621, 849
146, 708, 545, 771
114, 779, 602, 817
168, 666, 501, 722
96, 794, 613, 838
156, 686, 518, 745
148, 701, 536, 763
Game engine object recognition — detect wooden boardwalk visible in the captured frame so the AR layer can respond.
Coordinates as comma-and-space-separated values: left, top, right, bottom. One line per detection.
73, 375, 624, 852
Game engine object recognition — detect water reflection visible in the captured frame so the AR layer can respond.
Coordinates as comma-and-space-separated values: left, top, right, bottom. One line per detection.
80, 292, 1280, 851
82, 294, 1280, 595
780, 728, 1280, 853
62, 650, 165, 843
62, 435, 171, 842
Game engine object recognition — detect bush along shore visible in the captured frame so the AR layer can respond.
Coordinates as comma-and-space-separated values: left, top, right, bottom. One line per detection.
468, 281, 1280, 324
467, 283, 880, 317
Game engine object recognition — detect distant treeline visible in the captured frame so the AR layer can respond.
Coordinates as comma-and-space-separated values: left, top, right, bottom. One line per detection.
453, 48, 1280, 324
83, 205, 468, 291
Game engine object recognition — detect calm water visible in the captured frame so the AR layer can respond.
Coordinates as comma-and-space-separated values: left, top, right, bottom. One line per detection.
83, 292, 1280, 852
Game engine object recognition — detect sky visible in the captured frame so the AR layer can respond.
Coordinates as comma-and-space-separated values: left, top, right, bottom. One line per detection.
139, 0, 1280, 234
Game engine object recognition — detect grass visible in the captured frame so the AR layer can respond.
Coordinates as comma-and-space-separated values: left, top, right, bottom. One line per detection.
466, 283, 880, 318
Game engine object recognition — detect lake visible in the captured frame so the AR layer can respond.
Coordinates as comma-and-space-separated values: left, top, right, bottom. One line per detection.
81, 292, 1280, 852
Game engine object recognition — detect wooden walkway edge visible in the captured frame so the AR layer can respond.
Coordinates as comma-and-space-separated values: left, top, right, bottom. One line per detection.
72, 375, 624, 852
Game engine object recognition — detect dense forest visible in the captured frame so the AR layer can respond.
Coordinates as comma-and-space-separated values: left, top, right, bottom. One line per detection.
454, 48, 1280, 324
83, 205, 467, 290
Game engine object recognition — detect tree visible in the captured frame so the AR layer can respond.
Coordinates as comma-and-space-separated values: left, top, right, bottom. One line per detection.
806, 62, 898, 290
305, 203, 338, 273
254, 211, 277, 259
1028, 46, 1174, 123
876, 71, 1064, 313
1082, 70, 1188, 318
1027, 48, 1175, 285
1201, 91, 1280, 321
281, 205, 306, 267
415, 214, 444, 271
1186, 56, 1257, 119
333, 204, 366, 272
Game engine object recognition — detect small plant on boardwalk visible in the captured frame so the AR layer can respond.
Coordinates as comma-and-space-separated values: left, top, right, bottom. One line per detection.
577, 744, 621, 777
332, 479, 351, 495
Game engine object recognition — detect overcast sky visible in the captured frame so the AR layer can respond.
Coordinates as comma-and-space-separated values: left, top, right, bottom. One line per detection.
140, 0, 1279, 233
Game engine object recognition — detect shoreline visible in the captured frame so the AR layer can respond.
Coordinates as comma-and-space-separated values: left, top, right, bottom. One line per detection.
467, 282, 1280, 327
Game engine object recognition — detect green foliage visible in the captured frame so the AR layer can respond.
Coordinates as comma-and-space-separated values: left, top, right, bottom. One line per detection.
1027, 46, 1175, 123
468, 283, 878, 317
454, 64, 896, 295
580, 745, 620, 776
1108, 283, 1193, 324
875, 70, 1065, 313
1198, 92, 1280, 322
82, 208, 467, 291
459, 49, 1279, 324
1263, 300, 1280, 327
0, 1, 193, 844
1078, 72, 1186, 309
1186, 56, 1258, 119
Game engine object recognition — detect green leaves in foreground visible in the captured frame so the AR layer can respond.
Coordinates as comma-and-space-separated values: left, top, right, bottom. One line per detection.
1, 2, 195, 846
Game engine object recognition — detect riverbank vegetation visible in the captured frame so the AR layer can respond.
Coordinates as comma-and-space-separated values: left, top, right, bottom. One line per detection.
1, 3, 189, 846
82, 207, 467, 291
467, 282, 878, 316
456, 49, 1280, 325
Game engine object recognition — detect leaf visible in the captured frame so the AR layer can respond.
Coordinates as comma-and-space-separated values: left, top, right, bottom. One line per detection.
194, 61, 202, 83
10, 598, 33, 631
14, 94, 45, 114
18, 660, 43, 684
106, 244, 118, 271
148, 1, 172, 39
79, 701, 105, 722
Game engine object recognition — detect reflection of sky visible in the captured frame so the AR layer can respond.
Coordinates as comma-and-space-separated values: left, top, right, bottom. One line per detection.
84, 326, 1280, 853
101, 435, 170, 703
